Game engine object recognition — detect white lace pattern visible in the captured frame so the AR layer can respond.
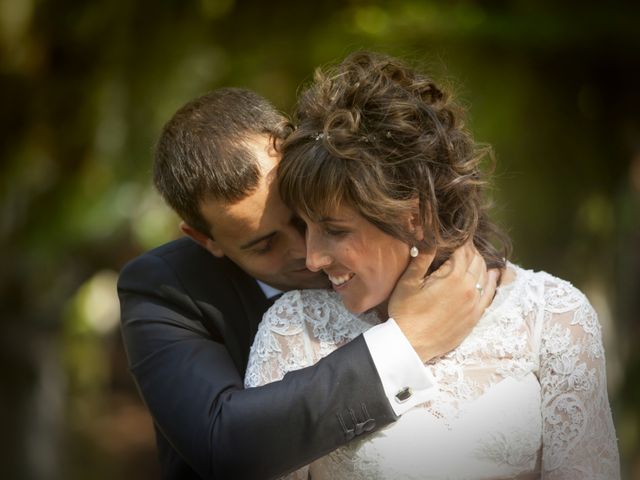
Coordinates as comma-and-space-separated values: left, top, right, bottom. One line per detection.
244, 265, 620, 479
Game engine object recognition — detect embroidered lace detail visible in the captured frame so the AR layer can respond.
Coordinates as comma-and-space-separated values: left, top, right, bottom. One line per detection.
244, 266, 619, 479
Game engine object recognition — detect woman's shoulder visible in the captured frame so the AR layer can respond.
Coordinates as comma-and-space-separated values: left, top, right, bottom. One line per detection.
267, 288, 351, 326
507, 265, 605, 358
508, 264, 590, 313
273, 288, 344, 312
278, 288, 341, 302
283, 288, 362, 320
269, 289, 376, 342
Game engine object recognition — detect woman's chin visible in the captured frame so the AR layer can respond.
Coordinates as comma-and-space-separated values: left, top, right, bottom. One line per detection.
341, 298, 370, 315
341, 296, 383, 316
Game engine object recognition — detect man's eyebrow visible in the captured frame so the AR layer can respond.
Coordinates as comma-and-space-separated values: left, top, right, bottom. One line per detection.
239, 231, 277, 250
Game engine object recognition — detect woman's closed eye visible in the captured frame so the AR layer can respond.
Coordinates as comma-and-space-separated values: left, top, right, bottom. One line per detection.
323, 226, 348, 237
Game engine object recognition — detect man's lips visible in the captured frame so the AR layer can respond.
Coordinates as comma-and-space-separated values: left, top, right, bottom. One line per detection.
291, 267, 317, 274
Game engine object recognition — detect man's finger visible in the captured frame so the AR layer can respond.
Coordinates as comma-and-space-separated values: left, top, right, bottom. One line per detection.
446, 242, 473, 278
465, 246, 485, 283
472, 256, 487, 294
478, 268, 499, 311
399, 249, 435, 286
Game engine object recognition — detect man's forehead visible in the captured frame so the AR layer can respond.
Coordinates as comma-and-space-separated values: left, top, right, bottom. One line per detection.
198, 137, 284, 247
205, 195, 268, 240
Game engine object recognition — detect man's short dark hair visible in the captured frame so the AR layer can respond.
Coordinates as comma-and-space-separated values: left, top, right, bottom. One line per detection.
153, 88, 291, 235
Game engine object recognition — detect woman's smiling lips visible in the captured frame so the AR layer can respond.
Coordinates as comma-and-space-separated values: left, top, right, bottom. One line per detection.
327, 272, 355, 289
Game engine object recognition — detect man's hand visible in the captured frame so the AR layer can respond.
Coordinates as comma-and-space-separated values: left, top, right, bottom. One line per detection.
388, 243, 499, 362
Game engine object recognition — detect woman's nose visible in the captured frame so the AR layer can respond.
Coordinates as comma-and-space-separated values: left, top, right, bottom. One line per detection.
305, 233, 332, 272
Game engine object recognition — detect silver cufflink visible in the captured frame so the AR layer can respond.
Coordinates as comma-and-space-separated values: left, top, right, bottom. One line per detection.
395, 386, 412, 403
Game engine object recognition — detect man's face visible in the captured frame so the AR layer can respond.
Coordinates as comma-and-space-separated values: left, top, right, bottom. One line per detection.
197, 135, 328, 291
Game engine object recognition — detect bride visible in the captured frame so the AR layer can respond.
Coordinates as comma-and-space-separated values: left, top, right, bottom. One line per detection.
244, 51, 619, 479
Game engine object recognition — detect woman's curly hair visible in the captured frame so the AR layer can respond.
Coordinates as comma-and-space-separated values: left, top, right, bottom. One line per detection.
280, 51, 510, 270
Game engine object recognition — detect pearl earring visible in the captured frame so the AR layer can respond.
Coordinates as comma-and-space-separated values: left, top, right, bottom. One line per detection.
410, 246, 419, 258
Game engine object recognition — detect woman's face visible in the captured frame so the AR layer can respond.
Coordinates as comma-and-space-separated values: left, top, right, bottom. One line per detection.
303, 204, 412, 316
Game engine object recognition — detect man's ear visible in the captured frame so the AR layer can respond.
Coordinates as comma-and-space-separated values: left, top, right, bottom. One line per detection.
180, 221, 225, 258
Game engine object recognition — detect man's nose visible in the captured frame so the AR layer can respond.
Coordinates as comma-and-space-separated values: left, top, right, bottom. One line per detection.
287, 226, 307, 260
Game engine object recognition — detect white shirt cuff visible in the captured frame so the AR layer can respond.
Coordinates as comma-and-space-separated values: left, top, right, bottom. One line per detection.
363, 318, 437, 416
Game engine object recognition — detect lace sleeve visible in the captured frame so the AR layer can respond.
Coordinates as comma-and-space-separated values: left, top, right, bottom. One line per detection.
244, 290, 326, 388
538, 278, 620, 479
244, 290, 321, 480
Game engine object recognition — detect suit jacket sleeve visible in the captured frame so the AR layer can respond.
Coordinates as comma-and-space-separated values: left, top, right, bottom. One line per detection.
118, 239, 396, 479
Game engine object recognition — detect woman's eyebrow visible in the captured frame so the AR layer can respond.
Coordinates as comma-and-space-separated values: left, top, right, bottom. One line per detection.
319, 215, 349, 223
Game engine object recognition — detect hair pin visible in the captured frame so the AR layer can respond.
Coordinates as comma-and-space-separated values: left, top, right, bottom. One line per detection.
312, 132, 330, 141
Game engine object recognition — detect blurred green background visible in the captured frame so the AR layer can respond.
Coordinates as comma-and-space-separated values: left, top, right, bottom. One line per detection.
1, 0, 639, 478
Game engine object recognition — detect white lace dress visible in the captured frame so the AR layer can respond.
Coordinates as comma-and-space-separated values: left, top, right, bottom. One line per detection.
244, 265, 620, 479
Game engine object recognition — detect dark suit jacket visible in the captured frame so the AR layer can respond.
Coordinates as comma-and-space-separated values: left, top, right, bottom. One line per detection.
118, 237, 396, 479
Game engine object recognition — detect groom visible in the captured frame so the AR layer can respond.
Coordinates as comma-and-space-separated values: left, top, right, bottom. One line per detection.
118, 88, 495, 479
